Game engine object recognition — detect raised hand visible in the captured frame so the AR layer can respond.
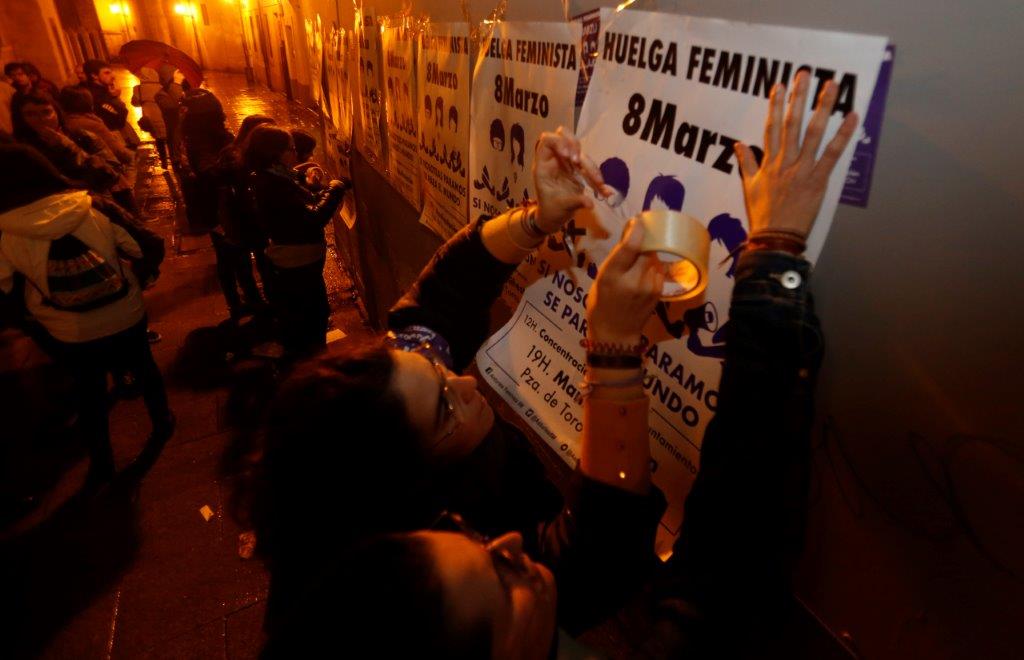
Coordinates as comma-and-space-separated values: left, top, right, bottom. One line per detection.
533, 126, 615, 234
587, 220, 664, 346
734, 71, 859, 238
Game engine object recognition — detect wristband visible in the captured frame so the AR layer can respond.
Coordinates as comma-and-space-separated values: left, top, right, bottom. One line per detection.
579, 372, 645, 399
747, 236, 805, 256
747, 229, 807, 255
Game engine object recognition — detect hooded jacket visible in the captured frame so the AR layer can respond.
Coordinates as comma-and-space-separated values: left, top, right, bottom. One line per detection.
132, 67, 168, 139
0, 190, 145, 342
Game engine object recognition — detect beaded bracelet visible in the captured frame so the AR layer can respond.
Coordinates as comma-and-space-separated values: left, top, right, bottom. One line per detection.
580, 337, 648, 356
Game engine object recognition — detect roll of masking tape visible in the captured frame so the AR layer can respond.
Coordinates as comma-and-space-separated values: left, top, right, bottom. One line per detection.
634, 210, 710, 302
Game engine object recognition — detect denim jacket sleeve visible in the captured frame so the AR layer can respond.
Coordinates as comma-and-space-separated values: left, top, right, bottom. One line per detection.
388, 217, 517, 371
638, 249, 824, 658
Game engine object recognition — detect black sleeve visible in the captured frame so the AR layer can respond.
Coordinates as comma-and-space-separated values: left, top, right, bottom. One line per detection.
388, 218, 518, 372
646, 250, 823, 655
537, 476, 666, 635
300, 183, 346, 228
95, 92, 129, 130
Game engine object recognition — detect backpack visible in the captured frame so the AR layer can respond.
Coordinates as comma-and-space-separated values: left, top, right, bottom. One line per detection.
90, 194, 165, 285
31, 233, 129, 312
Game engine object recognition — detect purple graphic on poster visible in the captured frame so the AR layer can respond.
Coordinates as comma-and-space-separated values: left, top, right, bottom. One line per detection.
841, 44, 895, 207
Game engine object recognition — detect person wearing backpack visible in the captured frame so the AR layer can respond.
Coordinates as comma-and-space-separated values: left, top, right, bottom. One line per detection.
0, 144, 175, 489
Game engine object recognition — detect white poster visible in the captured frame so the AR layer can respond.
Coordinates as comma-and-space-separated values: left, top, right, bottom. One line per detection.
417, 23, 471, 239
355, 7, 386, 171
469, 22, 582, 223
382, 22, 421, 208
324, 20, 355, 178
475, 11, 887, 554
303, 12, 324, 112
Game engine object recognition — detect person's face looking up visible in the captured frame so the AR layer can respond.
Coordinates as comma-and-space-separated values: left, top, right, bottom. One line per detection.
21, 101, 60, 134
389, 348, 494, 463
416, 528, 558, 659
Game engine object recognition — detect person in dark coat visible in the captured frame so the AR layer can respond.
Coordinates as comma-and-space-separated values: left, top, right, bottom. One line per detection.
263, 73, 856, 659
246, 126, 657, 657
80, 59, 129, 133
156, 65, 186, 168
244, 125, 348, 355
212, 114, 277, 319
179, 88, 233, 234
236, 127, 618, 648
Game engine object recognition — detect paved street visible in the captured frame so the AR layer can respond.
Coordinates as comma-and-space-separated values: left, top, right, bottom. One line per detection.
0, 72, 367, 659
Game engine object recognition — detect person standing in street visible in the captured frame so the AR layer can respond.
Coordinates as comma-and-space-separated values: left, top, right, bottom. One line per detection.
245, 126, 348, 357
131, 68, 170, 170
80, 59, 139, 151
0, 144, 175, 489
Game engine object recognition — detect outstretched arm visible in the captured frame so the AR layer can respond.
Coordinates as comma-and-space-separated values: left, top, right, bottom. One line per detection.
643, 72, 858, 657
538, 220, 668, 632
389, 128, 613, 370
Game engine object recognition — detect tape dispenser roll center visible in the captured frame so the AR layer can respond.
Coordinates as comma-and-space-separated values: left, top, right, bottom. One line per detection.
634, 210, 711, 302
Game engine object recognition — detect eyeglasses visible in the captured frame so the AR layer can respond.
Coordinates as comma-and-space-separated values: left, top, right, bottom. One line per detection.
430, 511, 536, 587
386, 336, 460, 446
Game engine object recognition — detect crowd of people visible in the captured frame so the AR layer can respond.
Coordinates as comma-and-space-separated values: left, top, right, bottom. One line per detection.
2, 57, 855, 657
0, 58, 350, 491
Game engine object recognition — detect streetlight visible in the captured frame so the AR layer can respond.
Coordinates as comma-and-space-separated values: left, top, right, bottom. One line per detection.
109, 2, 131, 43
173, 3, 205, 69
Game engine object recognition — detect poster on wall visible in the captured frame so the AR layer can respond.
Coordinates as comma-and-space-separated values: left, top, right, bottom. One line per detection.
323, 21, 356, 178
475, 10, 888, 554
304, 13, 325, 112
416, 22, 471, 239
332, 22, 358, 229
468, 21, 582, 225
382, 21, 422, 209
573, 8, 608, 123
355, 6, 386, 171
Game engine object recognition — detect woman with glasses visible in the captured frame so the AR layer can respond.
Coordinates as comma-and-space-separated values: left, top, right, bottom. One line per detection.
242, 124, 642, 641
262, 73, 853, 658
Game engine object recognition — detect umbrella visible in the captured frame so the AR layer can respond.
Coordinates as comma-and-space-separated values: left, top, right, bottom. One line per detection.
119, 40, 204, 88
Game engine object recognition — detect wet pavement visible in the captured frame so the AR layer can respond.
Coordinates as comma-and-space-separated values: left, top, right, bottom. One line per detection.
0, 71, 368, 658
